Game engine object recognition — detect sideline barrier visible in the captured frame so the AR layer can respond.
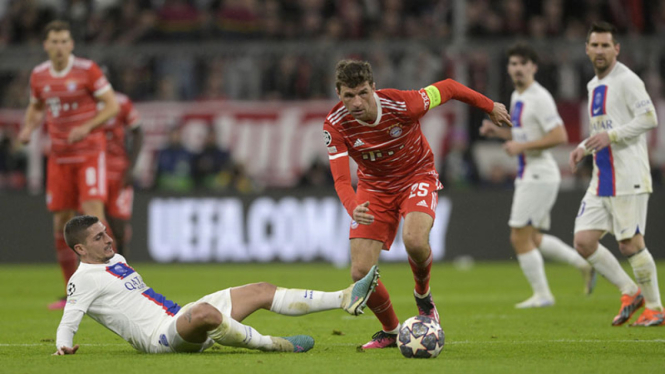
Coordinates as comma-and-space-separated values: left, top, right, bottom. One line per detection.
2, 188, 663, 263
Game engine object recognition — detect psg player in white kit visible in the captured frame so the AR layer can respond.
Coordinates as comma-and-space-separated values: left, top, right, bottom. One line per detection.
54, 216, 379, 355
480, 43, 595, 309
569, 22, 663, 326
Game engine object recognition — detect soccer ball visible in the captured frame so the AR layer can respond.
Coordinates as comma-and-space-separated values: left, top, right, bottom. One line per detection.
397, 316, 445, 358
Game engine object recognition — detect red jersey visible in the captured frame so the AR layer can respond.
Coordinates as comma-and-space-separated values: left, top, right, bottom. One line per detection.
30, 55, 111, 158
325, 79, 494, 216
324, 89, 436, 193
104, 92, 140, 175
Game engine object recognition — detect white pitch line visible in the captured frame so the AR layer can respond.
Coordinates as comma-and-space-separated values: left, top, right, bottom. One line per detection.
2, 339, 664, 348
0, 343, 126, 347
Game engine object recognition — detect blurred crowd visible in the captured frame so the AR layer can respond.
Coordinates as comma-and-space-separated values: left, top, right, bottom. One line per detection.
1, 0, 665, 192
2, 0, 664, 45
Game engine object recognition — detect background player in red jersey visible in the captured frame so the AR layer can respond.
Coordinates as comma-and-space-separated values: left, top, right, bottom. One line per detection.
324, 60, 511, 349
18, 20, 119, 309
103, 92, 143, 256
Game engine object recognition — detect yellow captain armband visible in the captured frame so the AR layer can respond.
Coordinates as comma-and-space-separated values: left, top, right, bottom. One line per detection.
424, 85, 442, 109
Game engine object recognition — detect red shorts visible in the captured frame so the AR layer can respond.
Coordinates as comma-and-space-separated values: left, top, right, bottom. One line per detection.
349, 174, 442, 250
46, 152, 107, 212
106, 175, 134, 220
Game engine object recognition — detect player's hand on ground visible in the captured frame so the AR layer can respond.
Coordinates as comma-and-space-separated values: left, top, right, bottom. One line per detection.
489, 102, 512, 127
17, 128, 32, 145
53, 344, 79, 355
503, 140, 524, 156
68, 125, 90, 144
353, 201, 374, 225
479, 119, 499, 137
569, 147, 586, 173
584, 132, 611, 152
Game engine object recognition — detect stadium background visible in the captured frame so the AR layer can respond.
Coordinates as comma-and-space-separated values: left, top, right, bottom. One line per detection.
1, 0, 664, 264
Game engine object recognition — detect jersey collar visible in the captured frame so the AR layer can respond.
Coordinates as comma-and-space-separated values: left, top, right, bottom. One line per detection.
355, 92, 383, 127
49, 55, 74, 78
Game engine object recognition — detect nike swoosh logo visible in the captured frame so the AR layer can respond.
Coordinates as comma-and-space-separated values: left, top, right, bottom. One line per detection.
593, 107, 601, 114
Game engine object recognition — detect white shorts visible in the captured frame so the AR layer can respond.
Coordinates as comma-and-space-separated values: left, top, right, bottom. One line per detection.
508, 180, 559, 230
574, 191, 649, 241
148, 288, 234, 353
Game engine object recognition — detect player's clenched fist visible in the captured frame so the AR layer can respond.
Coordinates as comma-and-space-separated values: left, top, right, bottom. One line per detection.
352, 201, 374, 225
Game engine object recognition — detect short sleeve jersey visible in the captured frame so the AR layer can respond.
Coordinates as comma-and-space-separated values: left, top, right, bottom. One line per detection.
323, 89, 439, 193
30, 55, 111, 157
64, 254, 181, 352
104, 92, 140, 173
509, 81, 562, 183
586, 62, 655, 196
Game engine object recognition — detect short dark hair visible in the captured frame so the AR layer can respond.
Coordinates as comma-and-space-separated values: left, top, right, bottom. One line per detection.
64, 215, 99, 251
335, 60, 374, 92
43, 20, 71, 40
586, 21, 618, 44
507, 42, 539, 65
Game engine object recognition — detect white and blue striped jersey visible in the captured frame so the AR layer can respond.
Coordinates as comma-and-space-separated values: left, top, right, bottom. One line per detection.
586, 62, 655, 196
60, 254, 180, 352
509, 81, 562, 183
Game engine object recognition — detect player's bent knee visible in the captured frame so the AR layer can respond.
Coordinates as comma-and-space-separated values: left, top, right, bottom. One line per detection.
573, 237, 596, 258
190, 303, 222, 328
402, 232, 429, 257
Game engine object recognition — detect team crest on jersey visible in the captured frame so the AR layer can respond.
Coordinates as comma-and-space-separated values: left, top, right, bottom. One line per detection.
67, 282, 76, 296
351, 220, 359, 229
67, 81, 77, 92
389, 125, 403, 138
324, 130, 332, 146
106, 262, 136, 279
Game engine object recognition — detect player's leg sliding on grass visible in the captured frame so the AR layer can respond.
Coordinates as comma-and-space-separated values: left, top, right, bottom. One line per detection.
179, 269, 379, 353
54, 215, 381, 355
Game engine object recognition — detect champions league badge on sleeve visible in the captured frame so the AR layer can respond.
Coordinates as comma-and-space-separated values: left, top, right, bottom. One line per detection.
324, 130, 332, 146
67, 282, 76, 296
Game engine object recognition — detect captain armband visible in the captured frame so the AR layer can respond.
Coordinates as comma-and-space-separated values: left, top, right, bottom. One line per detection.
424, 85, 442, 109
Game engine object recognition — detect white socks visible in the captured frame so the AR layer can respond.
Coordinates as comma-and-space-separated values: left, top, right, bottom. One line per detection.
270, 287, 343, 315
539, 234, 590, 270
628, 249, 663, 311
587, 244, 639, 296
207, 314, 275, 351
517, 250, 553, 299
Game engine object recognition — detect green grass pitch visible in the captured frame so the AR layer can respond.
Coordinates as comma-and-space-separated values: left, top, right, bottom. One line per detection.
1, 261, 664, 374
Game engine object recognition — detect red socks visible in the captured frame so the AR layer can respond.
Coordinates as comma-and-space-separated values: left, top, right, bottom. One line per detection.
366, 280, 400, 332
409, 251, 433, 295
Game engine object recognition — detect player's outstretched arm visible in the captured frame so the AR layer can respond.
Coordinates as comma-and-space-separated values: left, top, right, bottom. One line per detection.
55, 308, 85, 355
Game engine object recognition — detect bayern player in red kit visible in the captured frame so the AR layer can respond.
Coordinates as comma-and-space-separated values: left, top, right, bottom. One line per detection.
324, 60, 512, 349
18, 21, 119, 309
104, 92, 143, 256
